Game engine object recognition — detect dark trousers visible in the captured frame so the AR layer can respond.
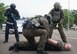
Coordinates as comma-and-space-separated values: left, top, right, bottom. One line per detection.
5, 23, 19, 42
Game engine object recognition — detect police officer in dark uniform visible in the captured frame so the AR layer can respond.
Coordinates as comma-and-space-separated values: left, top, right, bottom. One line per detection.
48, 2, 67, 44
3, 3, 20, 43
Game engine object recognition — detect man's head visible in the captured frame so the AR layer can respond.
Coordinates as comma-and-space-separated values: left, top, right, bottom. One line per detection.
54, 2, 61, 10
10, 3, 16, 10
44, 14, 52, 24
44, 14, 52, 18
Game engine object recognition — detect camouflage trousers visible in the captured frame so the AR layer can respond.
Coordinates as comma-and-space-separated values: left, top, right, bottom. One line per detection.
22, 28, 48, 51
48, 23, 67, 43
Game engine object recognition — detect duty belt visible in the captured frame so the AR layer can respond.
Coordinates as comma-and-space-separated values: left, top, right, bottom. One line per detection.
7, 22, 14, 25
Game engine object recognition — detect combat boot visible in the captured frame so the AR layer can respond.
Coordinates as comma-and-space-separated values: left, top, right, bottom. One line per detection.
9, 45, 14, 51
3, 40, 8, 43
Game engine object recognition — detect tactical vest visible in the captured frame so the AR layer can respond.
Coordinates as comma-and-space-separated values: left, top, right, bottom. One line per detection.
23, 18, 40, 29
52, 11, 61, 23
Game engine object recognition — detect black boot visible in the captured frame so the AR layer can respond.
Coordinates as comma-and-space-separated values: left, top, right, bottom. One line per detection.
13, 43, 19, 51
3, 40, 8, 43
37, 50, 48, 54
9, 45, 15, 51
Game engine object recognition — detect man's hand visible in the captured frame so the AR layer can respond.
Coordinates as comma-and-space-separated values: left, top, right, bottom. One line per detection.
59, 19, 64, 24
64, 43, 72, 51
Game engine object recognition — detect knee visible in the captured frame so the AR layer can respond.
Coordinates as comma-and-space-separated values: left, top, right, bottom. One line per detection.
42, 30, 48, 35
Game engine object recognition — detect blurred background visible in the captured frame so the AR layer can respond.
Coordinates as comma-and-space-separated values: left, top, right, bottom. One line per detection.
0, 0, 77, 30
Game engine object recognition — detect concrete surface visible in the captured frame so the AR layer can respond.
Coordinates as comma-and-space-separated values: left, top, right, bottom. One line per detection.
0, 29, 77, 54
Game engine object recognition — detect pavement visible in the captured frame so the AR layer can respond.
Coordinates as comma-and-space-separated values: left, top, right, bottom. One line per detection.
0, 29, 77, 54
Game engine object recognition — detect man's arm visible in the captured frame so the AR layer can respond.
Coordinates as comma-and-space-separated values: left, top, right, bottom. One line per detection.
60, 10, 67, 43
60, 10, 65, 23
15, 9, 20, 20
4, 9, 11, 17
41, 17, 50, 33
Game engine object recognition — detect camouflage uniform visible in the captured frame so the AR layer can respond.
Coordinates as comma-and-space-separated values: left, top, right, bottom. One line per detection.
48, 2, 67, 43
22, 16, 49, 52
9, 40, 64, 51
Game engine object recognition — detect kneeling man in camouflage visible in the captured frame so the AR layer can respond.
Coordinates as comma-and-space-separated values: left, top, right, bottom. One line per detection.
22, 15, 49, 54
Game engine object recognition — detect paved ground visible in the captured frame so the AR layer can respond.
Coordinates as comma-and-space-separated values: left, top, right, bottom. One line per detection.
0, 29, 77, 54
